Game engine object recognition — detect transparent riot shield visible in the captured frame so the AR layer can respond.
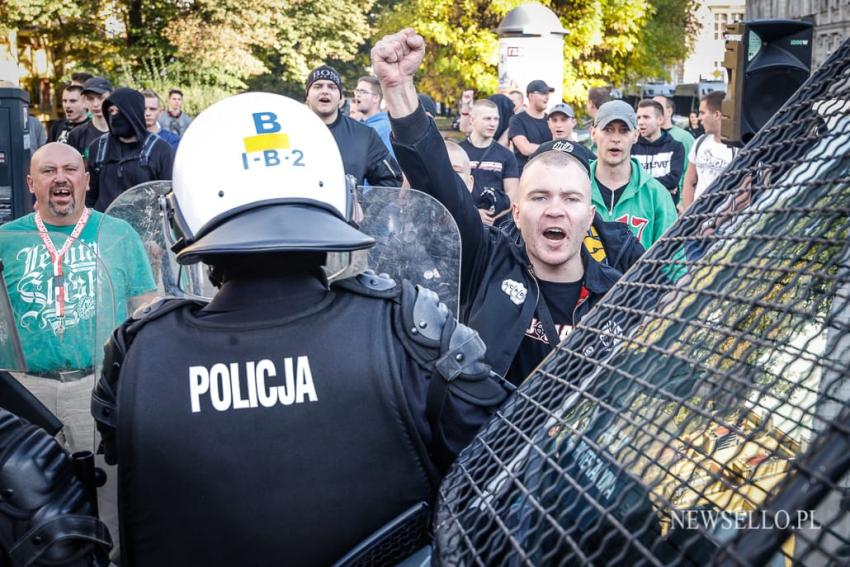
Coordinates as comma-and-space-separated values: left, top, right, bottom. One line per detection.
328, 186, 461, 314
105, 182, 462, 314
0, 230, 115, 456
102, 180, 216, 299
0, 262, 25, 371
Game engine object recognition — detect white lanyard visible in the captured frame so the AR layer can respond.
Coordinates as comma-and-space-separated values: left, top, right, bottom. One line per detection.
34, 208, 91, 331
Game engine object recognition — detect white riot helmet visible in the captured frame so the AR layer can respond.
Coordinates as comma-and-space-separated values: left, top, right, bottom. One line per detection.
166, 92, 374, 264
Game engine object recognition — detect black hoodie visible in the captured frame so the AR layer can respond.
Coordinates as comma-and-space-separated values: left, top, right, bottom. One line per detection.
86, 88, 175, 212
391, 104, 639, 382
631, 129, 684, 201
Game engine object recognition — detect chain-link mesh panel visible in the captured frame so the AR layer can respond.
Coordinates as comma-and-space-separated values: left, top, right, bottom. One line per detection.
333, 503, 431, 567
435, 39, 850, 567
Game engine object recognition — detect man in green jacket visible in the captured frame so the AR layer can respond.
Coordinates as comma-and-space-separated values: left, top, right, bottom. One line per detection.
590, 100, 678, 249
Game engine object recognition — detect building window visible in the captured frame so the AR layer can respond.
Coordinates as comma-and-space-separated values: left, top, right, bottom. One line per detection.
714, 11, 744, 40
714, 12, 728, 40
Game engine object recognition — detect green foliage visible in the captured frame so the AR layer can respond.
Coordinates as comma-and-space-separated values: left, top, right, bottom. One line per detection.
376, 0, 700, 110
376, 0, 521, 100
2, 0, 376, 111
117, 53, 230, 115
3, 0, 698, 115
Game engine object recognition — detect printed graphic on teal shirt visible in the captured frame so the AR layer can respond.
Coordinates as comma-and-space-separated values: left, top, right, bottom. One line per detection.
0, 211, 155, 372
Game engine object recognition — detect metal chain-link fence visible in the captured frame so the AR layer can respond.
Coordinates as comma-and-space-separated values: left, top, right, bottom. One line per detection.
435, 38, 850, 567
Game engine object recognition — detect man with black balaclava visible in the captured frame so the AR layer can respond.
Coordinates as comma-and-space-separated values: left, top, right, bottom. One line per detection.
85, 87, 175, 211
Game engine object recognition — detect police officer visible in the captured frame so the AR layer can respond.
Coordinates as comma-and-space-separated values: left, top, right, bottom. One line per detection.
90, 93, 510, 565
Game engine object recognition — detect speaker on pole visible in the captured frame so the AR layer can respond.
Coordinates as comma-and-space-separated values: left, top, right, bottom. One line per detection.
722, 19, 813, 145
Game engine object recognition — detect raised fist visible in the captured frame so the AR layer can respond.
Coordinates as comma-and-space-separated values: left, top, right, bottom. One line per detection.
371, 29, 426, 89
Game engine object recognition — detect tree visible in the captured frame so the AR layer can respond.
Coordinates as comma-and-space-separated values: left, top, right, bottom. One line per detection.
0, 0, 125, 82
1, 0, 376, 111
375, 0, 699, 110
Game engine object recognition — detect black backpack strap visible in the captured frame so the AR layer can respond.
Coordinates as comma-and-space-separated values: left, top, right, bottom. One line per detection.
692, 133, 708, 158
91, 297, 206, 465
92, 133, 110, 173
139, 133, 159, 168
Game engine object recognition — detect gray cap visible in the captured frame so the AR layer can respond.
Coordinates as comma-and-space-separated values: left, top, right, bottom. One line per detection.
548, 103, 575, 118
594, 100, 636, 131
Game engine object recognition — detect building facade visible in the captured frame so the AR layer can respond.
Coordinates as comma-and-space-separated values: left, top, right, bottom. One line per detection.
746, 0, 850, 68
671, 0, 746, 85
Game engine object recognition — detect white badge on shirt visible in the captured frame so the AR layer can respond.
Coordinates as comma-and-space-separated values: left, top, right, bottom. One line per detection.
501, 279, 527, 306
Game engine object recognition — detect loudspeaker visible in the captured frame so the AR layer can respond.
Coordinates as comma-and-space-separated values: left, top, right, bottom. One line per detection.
722, 19, 813, 145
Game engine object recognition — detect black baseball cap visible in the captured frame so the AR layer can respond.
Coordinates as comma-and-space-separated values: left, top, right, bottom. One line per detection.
531, 139, 591, 175
527, 80, 555, 95
81, 77, 113, 95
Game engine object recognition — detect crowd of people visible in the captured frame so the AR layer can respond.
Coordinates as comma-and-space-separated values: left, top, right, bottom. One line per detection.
0, 27, 746, 566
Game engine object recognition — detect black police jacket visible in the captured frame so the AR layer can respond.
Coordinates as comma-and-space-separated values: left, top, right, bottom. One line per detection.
327, 112, 402, 187
391, 104, 637, 378
92, 269, 510, 566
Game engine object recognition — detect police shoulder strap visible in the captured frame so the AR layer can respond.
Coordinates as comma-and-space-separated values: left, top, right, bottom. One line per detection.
396, 281, 512, 470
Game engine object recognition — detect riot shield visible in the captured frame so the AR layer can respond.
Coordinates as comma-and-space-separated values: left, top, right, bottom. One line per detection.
0, 230, 116, 455
101, 180, 217, 299
328, 185, 461, 314
105, 182, 462, 314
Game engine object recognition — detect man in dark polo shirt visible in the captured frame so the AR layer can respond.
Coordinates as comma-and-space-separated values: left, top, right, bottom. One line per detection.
508, 79, 554, 174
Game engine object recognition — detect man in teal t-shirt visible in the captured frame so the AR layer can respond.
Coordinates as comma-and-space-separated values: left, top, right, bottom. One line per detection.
1, 211, 155, 373
0, 143, 156, 375
0, 143, 155, 537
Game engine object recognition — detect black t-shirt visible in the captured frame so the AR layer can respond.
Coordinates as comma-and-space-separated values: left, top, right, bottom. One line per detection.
507, 278, 584, 386
68, 122, 107, 162
595, 179, 629, 214
49, 117, 90, 144
459, 139, 519, 216
509, 112, 552, 173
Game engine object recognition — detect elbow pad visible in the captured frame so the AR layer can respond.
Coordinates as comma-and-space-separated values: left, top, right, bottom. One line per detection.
0, 409, 112, 566
396, 280, 510, 408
